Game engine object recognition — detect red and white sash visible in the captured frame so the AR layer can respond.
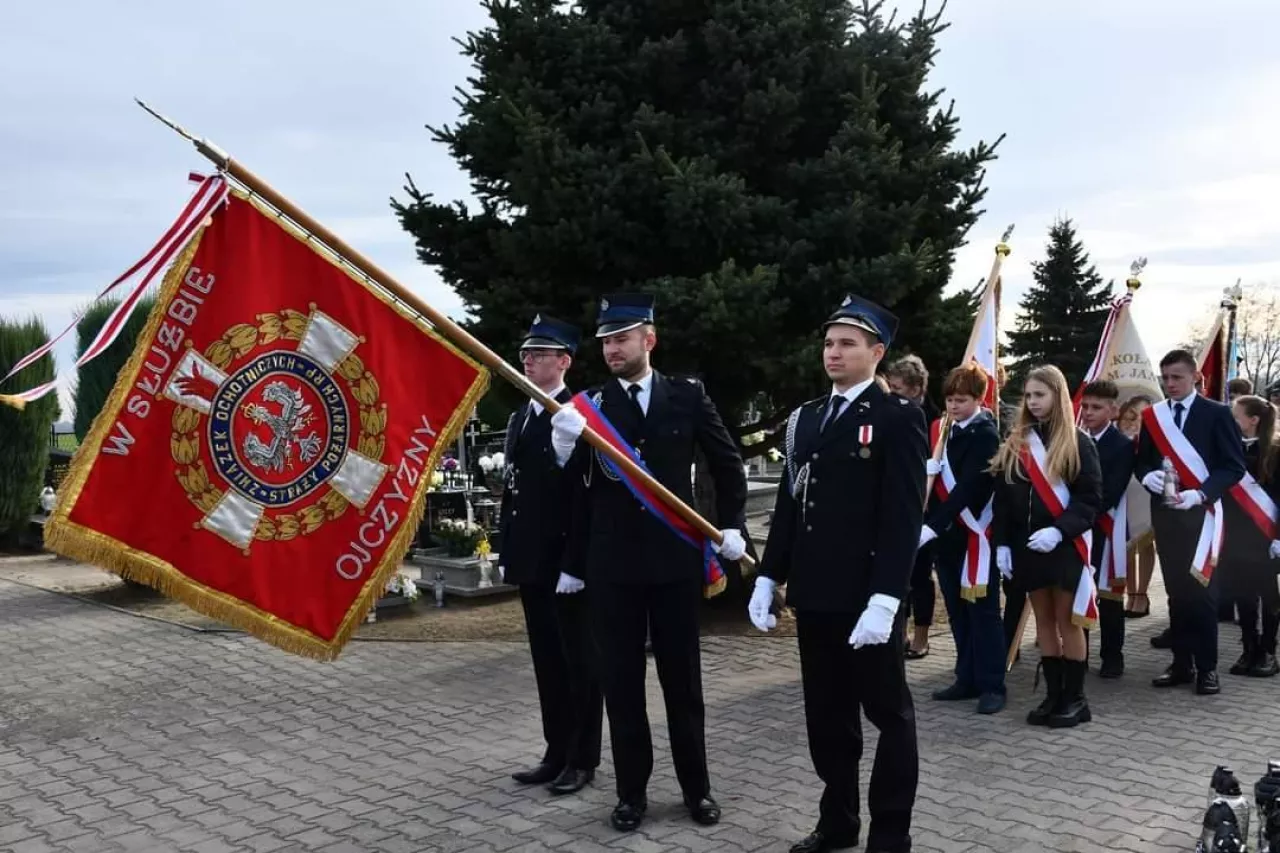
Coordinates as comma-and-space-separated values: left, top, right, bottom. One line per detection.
932, 436, 993, 601
1141, 404, 1226, 586
1227, 466, 1277, 541
1096, 486, 1128, 601
1020, 431, 1099, 629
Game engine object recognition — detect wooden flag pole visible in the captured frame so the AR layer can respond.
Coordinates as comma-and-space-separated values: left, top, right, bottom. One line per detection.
135, 100, 754, 571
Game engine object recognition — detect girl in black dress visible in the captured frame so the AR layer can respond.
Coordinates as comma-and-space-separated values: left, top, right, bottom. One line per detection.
1224, 395, 1280, 677
991, 365, 1103, 728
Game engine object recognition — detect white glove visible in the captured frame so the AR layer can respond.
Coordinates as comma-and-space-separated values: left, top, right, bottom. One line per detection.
1174, 489, 1204, 510
1270, 541, 1280, 560
997, 546, 1013, 580
1141, 470, 1166, 495
918, 526, 938, 549
849, 593, 899, 648
1027, 527, 1063, 553
550, 404, 587, 466
748, 576, 778, 632
713, 529, 746, 561
555, 573, 585, 594
925, 459, 943, 477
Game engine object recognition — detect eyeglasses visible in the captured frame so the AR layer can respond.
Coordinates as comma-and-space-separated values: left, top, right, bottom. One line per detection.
519, 350, 561, 364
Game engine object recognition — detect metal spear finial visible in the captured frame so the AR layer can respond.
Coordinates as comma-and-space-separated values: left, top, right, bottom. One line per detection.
134, 98, 230, 168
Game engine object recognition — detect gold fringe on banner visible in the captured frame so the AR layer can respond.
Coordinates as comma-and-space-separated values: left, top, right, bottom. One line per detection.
46, 194, 490, 661
0, 394, 27, 411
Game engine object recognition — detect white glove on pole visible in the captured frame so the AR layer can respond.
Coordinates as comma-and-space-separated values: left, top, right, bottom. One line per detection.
918, 526, 938, 549
1027, 527, 1063, 553
1173, 489, 1204, 510
713, 529, 747, 561
748, 576, 778, 632
997, 546, 1013, 580
1141, 470, 1166, 495
550, 404, 587, 467
555, 573, 585, 594
925, 459, 943, 477
849, 594, 899, 648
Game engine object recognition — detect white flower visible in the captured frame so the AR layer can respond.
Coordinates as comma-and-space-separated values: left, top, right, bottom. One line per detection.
465, 521, 479, 533
490, 452, 505, 469
767, 448, 782, 462
478, 455, 494, 473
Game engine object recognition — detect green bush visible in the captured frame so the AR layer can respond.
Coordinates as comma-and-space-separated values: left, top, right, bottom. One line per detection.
73, 295, 155, 442
0, 317, 58, 545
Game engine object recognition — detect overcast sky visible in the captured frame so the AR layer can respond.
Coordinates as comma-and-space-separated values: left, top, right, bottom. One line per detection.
2, 1, 1277, 414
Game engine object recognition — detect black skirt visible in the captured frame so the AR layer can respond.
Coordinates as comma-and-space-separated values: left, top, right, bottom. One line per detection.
1010, 541, 1087, 595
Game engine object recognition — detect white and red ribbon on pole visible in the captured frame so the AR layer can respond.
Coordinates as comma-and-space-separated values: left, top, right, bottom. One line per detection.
1073, 292, 1132, 419
0, 173, 229, 407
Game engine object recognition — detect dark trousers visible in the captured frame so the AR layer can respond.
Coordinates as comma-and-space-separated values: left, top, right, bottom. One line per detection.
795, 609, 917, 851
593, 579, 708, 804
907, 543, 935, 628
1237, 596, 1280, 654
935, 546, 1005, 694
519, 582, 603, 770
1152, 505, 1219, 672
1098, 595, 1126, 665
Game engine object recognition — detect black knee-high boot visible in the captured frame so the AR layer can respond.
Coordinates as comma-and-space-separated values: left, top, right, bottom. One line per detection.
1049, 659, 1092, 728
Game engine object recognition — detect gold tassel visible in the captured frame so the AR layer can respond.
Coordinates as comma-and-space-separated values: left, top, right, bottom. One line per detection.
0, 394, 27, 411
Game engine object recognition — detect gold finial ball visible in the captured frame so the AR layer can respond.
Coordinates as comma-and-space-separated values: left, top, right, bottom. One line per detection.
995, 243, 1011, 257
1125, 276, 1142, 293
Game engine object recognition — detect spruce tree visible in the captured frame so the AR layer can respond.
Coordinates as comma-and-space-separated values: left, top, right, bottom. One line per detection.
1005, 218, 1112, 393
72, 296, 156, 442
396, 0, 1001, 444
0, 318, 58, 546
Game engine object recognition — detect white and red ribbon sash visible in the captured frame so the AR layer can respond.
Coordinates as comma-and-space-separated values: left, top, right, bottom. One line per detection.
1228, 472, 1277, 541
933, 440, 993, 601
1096, 495, 1128, 600
1, 174, 229, 405
1073, 293, 1131, 421
1020, 430, 1099, 629
1141, 404, 1225, 586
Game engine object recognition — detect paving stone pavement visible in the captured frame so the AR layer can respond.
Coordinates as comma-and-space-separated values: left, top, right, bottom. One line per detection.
2, 577, 1280, 853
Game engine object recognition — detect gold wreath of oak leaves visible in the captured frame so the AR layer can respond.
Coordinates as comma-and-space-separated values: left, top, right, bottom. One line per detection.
168, 309, 387, 543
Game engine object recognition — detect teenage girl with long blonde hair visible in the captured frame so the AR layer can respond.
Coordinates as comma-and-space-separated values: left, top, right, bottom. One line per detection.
991, 365, 1103, 728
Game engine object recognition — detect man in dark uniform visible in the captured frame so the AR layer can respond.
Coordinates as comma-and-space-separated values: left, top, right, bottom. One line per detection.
1078, 380, 1135, 679
750, 295, 927, 853
500, 315, 603, 795
1134, 349, 1246, 695
550, 293, 749, 832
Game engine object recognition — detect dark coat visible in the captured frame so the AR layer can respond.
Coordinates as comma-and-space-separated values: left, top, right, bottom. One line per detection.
1089, 424, 1135, 571
563, 372, 748, 585
761, 383, 928, 613
992, 426, 1103, 589
497, 387, 575, 585
925, 411, 1000, 562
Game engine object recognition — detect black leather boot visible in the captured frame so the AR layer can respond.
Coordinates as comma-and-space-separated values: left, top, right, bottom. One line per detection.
1048, 659, 1092, 728
1026, 656, 1062, 726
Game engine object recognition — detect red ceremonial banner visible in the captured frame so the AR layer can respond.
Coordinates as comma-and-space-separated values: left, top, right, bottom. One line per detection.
47, 191, 488, 659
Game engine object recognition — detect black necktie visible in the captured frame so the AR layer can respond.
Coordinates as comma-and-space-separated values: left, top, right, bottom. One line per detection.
821, 396, 847, 432
1174, 402, 1185, 430
628, 384, 645, 420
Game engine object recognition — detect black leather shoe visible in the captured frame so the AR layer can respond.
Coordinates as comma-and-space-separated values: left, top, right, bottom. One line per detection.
1230, 650, 1255, 676
685, 795, 720, 826
610, 800, 646, 832
1098, 658, 1124, 679
1250, 653, 1280, 677
789, 830, 858, 853
976, 691, 1006, 714
547, 767, 593, 795
1196, 670, 1221, 695
931, 682, 979, 701
512, 762, 562, 785
1150, 628, 1173, 649
1152, 666, 1195, 688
